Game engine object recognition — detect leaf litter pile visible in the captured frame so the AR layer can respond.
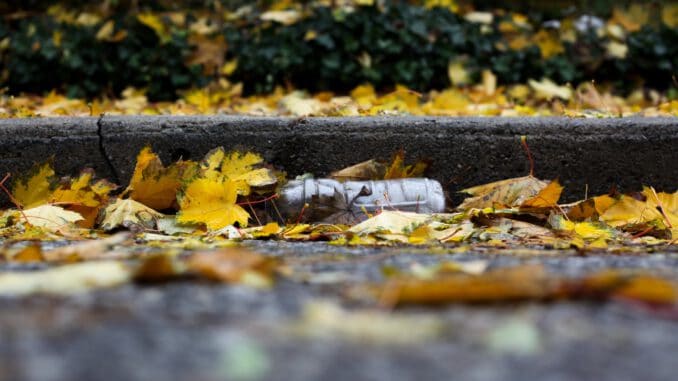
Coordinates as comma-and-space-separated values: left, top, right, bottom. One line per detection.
0, 140, 677, 312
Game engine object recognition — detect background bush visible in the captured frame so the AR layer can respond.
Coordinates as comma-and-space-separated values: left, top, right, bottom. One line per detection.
0, 1, 676, 100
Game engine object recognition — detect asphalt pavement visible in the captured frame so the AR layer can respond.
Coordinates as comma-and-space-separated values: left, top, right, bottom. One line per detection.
1, 241, 678, 381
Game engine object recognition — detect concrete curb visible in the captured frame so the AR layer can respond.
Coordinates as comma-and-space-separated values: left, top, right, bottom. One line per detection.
1, 116, 676, 205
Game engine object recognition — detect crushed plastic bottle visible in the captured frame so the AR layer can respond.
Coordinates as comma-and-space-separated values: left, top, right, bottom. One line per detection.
278, 178, 445, 223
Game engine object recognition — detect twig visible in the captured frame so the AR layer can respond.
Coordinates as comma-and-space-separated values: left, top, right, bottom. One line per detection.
520, 136, 535, 176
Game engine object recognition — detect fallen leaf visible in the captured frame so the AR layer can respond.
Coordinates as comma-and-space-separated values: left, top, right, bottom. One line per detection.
549, 215, 615, 248
533, 29, 564, 59
0, 261, 131, 295
23, 204, 84, 230
447, 59, 471, 86
134, 253, 186, 282
458, 176, 549, 210
42, 233, 130, 262
12, 162, 55, 209
520, 179, 563, 209
50, 169, 116, 228
177, 178, 250, 230
137, 12, 171, 43
122, 147, 198, 210
292, 300, 443, 345
330, 159, 387, 181
186, 247, 280, 288
601, 187, 677, 235
528, 78, 572, 101
186, 34, 227, 75
260, 10, 302, 25
383, 150, 430, 179
372, 265, 554, 305
201, 147, 277, 195
348, 211, 431, 235
7, 244, 44, 262
100, 198, 164, 231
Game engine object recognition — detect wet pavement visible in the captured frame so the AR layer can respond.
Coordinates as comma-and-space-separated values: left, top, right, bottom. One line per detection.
2, 242, 678, 381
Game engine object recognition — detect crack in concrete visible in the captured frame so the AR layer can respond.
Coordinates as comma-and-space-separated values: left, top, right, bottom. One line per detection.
96, 115, 122, 185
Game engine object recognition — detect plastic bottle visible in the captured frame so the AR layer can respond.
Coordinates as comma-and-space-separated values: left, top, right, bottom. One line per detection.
278, 178, 445, 223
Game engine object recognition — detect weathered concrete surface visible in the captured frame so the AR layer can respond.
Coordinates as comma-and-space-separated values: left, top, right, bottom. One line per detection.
0, 117, 112, 205
0, 116, 676, 205
99, 116, 678, 203
1, 242, 678, 381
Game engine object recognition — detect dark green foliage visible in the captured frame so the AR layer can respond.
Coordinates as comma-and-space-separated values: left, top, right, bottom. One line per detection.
0, 3, 676, 99
1, 16, 205, 100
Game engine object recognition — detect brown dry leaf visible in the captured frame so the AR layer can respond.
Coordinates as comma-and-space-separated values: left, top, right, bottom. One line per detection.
42, 233, 130, 262
330, 159, 387, 181
122, 147, 198, 210
614, 276, 678, 304
372, 265, 555, 305
134, 253, 186, 282
186, 247, 280, 288
22, 204, 84, 230
7, 244, 44, 262
100, 198, 164, 231
458, 176, 549, 210
186, 34, 227, 75
363, 265, 678, 306
573, 270, 678, 304
563, 194, 616, 220
348, 211, 431, 235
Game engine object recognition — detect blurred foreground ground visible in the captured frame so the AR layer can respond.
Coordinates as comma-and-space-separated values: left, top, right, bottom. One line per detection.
2, 241, 677, 381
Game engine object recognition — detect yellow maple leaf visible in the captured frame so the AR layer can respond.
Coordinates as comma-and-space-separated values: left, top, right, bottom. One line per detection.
533, 29, 564, 59
383, 150, 429, 179
521, 179, 563, 209
601, 187, 677, 231
421, 89, 470, 115
12, 162, 55, 209
50, 169, 116, 228
200, 148, 277, 195
122, 147, 198, 210
368, 85, 422, 115
611, 6, 648, 32
137, 12, 171, 43
177, 178, 250, 230
550, 214, 615, 249
458, 176, 549, 210
350, 84, 377, 107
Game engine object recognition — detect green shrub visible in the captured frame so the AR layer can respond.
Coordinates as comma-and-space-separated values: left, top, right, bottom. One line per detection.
1, 16, 206, 100
0, 2, 676, 99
